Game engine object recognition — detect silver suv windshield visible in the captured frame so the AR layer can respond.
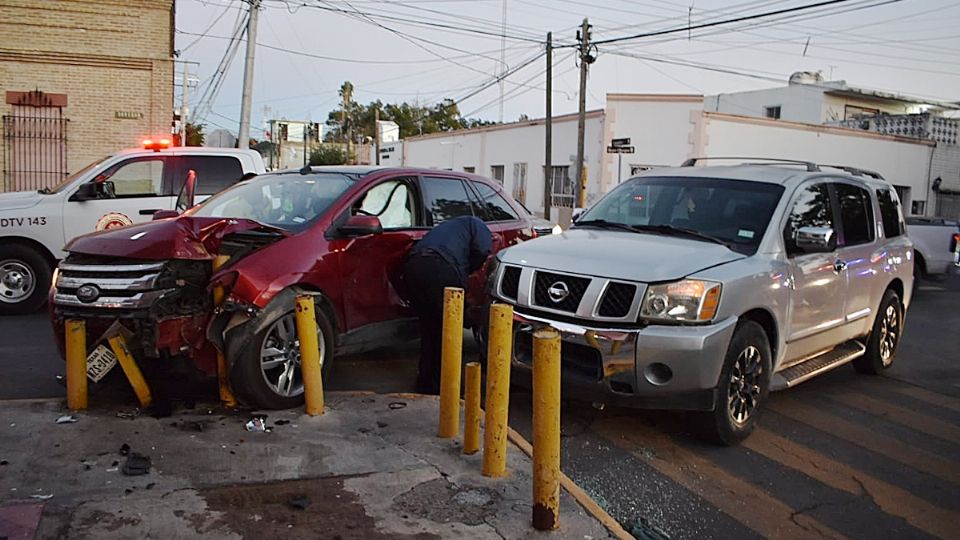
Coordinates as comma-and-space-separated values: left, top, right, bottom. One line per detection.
188, 172, 356, 230
577, 176, 784, 254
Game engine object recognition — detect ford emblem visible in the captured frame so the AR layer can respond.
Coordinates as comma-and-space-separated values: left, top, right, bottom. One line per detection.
547, 281, 570, 303
76, 284, 101, 303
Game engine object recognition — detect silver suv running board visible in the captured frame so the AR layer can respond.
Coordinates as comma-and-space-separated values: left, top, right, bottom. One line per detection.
771, 341, 866, 391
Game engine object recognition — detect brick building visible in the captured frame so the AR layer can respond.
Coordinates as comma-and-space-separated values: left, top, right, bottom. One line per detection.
0, 0, 175, 192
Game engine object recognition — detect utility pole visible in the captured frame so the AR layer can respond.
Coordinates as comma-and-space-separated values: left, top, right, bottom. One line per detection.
498, 0, 508, 123
574, 18, 593, 209
374, 106, 381, 165
543, 32, 553, 221
181, 62, 189, 146
237, 0, 260, 149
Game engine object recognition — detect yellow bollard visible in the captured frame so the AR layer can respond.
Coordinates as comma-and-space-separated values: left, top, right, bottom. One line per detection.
295, 295, 325, 416
212, 255, 238, 408
463, 362, 481, 455
108, 334, 152, 409
532, 328, 561, 531
65, 319, 88, 411
482, 303, 513, 477
437, 287, 464, 439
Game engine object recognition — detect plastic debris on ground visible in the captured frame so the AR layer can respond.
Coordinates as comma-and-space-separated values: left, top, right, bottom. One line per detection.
388, 401, 407, 410
116, 408, 141, 420
30, 494, 54, 500
245, 418, 270, 433
55, 415, 78, 424
122, 453, 151, 476
119, 443, 130, 456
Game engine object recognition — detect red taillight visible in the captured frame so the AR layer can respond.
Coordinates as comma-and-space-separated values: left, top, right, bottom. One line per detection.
951, 233, 960, 252
531, 228, 539, 239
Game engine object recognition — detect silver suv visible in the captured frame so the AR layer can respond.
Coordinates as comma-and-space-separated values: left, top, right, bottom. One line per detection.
490, 159, 913, 445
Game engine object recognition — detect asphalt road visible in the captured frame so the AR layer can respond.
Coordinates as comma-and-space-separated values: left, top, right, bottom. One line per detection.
2, 273, 958, 538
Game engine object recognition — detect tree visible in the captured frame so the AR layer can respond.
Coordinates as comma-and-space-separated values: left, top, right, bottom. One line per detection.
310, 145, 348, 166
185, 122, 205, 146
324, 83, 498, 141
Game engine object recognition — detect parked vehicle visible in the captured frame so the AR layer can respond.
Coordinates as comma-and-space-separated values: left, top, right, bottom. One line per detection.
50, 166, 535, 408
0, 141, 265, 315
489, 159, 913, 445
905, 216, 960, 280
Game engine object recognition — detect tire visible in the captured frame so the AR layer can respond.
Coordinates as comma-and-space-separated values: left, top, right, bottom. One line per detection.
231, 305, 334, 409
853, 289, 902, 375
699, 320, 772, 446
0, 244, 52, 316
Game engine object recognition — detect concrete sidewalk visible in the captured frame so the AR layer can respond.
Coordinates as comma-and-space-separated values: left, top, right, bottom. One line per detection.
0, 393, 623, 539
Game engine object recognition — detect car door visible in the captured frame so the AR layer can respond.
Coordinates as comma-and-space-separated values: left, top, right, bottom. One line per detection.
62, 155, 175, 239
832, 180, 881, 339
169, 154, 246, 207
335, 176, 425, 332
782, 181, 848, 364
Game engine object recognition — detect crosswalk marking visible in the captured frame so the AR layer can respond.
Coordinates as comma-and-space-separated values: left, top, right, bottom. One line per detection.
767, 397, 960, 485
593, 418, 848, 540
892, 385, 960, 414
828, 392, 960, 445
744, 427, 960, 540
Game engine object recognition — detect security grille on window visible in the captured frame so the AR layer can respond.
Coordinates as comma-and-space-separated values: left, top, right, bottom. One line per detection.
463, 166, 475, 173
764, 106, 781, 119
2, 90, 69, 192
512, 162, 527, 204
549, 165, 574, 208
490, 165, 505, 185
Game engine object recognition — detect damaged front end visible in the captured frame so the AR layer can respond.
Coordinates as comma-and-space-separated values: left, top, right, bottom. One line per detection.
51, 216, 287, 376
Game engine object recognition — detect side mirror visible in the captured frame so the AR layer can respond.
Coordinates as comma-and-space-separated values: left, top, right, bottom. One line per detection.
175, 169, 197, 212
339, 215, 383, 237
795, 226, 836, 253
70, 182, 99, 201
152, 210, 179, 220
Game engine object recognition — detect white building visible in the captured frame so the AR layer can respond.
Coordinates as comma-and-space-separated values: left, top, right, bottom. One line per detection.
398, 80, 958, 219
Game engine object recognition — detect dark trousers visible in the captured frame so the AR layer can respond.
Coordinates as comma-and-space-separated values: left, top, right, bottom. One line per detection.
401, 252, 464, 395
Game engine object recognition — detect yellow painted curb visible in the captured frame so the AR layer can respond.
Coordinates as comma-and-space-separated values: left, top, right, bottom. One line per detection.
507, 426, 635, 540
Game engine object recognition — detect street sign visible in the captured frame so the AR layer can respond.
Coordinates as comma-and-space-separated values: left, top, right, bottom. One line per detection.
606, 145, 635, 154
611, 137, 631, 147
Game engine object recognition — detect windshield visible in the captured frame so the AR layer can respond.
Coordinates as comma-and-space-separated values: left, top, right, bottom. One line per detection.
577, 176, 784, 253
189, 172, 356, 230
42, 156, 112, 194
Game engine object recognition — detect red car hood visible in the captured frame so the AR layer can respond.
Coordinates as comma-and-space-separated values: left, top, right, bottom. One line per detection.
64, 216, 287, 260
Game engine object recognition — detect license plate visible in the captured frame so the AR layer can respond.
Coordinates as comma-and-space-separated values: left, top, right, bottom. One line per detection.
86, 344, 118, 383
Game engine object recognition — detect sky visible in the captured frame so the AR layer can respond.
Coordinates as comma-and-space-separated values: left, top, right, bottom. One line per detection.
174, 0, 960, 138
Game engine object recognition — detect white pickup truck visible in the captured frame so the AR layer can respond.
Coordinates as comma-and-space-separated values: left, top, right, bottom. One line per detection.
0, 143, 265, 314
906, 217, 960, 281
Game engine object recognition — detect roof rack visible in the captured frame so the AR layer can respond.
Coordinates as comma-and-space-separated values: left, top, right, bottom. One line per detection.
820, 165, 886, 181
681, 157, 820, 172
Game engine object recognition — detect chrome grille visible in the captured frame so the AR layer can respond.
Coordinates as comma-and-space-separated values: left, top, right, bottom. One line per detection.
532, 271, 590, 313
598, 282, 638, 318
54, 260, 171, 310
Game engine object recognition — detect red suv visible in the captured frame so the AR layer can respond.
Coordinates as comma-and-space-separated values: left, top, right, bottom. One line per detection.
51, 167, 535, 408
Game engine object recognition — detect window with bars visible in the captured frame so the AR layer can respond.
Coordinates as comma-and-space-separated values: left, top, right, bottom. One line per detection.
512, 162, 527, 204
490, 165, 504, 184
548, 165, 574, 208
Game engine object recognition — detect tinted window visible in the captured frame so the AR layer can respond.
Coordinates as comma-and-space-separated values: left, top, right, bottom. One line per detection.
104, 158, 164, 196
181, 156, 244, 195
835, 183, 874, 246
421, 177, 474, 225
876, 188, 904, 238
784, 183, 833, 255
472, 181, 519, 222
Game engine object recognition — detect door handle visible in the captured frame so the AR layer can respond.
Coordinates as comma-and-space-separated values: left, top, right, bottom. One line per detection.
833, 259, 847, 273
138, 209, 162, 215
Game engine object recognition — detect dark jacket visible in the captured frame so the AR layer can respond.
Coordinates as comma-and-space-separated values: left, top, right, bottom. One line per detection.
409, 216, 492, 284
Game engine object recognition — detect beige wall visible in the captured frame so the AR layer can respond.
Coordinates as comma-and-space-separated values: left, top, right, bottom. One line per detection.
0, 0, 174, 191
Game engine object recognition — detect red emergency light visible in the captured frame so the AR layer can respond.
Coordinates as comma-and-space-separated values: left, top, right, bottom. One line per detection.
142, 139, 171, 151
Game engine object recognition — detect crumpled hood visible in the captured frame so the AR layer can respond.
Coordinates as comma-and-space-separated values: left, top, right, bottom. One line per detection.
0, 190, 43, 211
499, 228, 745, 282
65, 216, 287, 260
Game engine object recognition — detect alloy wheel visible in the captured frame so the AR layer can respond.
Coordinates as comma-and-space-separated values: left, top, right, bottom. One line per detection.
0, 260, 35, 304
727, 345, 763, 425
259, 313, 324, 398
878, 304, 899, 366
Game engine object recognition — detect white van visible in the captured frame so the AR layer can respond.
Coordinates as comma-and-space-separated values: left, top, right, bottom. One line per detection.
0, 143, 265, 314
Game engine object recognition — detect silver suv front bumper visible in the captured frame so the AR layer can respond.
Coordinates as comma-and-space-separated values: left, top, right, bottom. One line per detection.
511, 310, 738, 411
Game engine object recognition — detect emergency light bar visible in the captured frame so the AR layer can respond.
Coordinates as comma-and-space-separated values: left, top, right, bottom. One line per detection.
142, 139, 171, 151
